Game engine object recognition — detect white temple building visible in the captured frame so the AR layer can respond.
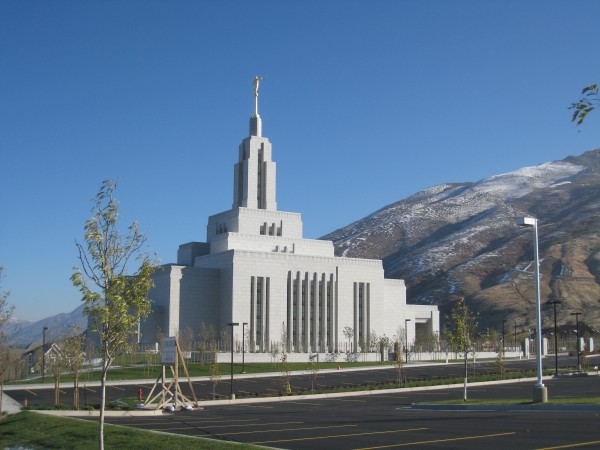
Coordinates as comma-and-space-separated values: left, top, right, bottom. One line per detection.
141, 80, 439, 354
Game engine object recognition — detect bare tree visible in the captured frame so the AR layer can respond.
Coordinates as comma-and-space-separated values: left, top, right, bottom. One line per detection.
343, 326, 354, 352
306, 357, 319, 394
391, 340, 404, 387
445, 297, 478, 402
280, 323, 291, 395
202, 324, 220, 399
0, 266, 14, 421
71, 180, 157, 450
178, 326, 194, 358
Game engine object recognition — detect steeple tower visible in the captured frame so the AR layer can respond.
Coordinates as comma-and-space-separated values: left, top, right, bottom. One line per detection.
233, 77, 277, 210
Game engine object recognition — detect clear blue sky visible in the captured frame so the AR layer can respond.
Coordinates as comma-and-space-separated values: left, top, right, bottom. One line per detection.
1, 1, 599, 322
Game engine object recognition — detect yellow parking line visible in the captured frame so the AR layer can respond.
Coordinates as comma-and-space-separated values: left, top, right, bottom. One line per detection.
253, 427, 427, 445
204, 421, 303, 430
222, 423, 358, 436
355, 431, 517, 449
83, 387, 96, 392
108, 385, 125, 391
25, 390, 38, 396
288, 402, 323, 406
371, 395, 408, 399
536, 440, 600, 450
412, 392, 448, 395
116, 418, 255, 426
236, 404, 274, 409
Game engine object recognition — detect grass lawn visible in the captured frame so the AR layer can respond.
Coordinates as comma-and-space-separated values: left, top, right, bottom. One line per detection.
0, 411, 260, 449
12, 360, 390, 384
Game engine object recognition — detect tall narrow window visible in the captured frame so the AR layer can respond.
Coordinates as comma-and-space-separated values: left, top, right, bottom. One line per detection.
326, 280, 332, 350
256, 277, 263, 347
257, 147, 264, 208
292, 279, 298, 349
301, 279, 306, 351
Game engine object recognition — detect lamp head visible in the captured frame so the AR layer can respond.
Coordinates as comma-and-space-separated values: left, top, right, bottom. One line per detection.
516, 216, 537, 227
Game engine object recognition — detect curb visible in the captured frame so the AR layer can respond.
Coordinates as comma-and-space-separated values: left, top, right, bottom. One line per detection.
32, 409, 164, 417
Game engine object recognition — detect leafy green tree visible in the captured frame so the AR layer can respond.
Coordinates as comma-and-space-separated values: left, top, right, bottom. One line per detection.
445, 297, 478, 401
570, 83, 599, 125
71, 180, 157, 450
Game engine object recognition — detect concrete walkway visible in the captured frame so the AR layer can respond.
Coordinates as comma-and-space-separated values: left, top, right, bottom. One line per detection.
2, 391, 22, 415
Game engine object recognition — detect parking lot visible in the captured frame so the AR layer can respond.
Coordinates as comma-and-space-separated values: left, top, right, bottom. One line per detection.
76, 376, 600, 450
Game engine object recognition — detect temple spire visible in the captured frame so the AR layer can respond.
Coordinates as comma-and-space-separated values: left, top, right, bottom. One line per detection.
250, 76, 263, 136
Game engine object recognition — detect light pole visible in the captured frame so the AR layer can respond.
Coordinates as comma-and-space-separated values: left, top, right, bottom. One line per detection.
404, 319, 411, 364
502, 318, 506, 352
42, 327, 48, 383
516, 216, 547, 403
227, 322, 239, 399
242, 322, 248, 374
571, 312, 581, 371
514, 320, 517, 352
548, 300, 561, 376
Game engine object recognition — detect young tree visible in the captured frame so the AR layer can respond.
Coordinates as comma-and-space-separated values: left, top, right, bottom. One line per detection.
343, 326, 354, 352
392, 340, 404, 387
270, 342, 280, 370
279, 323, 291, 395
570, 83, 599, 125
178, 326, 195, 358
61, 324, 86, 410
209, 346, 221, 400
445, 297, 478, 402
71, 180, 157, 450
306, 357, 319, 394
379, 335, 390, 362
47, 340, 64, 407
0, 266, 14, 421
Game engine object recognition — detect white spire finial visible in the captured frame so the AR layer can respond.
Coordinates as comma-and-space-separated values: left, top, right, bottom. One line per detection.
253, 76, 263, 117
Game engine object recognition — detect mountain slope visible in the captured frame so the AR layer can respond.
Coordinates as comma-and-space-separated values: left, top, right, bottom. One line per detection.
9, 304, 86, 346
323, 149, 600, 330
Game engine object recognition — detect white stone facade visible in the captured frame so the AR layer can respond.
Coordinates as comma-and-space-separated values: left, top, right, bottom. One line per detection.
140, 92, 439, 352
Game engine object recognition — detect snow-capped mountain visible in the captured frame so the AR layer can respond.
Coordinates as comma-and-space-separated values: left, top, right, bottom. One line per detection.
8, 304, 86, 346
323, 149, 600, 330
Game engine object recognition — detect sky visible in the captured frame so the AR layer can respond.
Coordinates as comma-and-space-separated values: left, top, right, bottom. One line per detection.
1, 1, 599, 322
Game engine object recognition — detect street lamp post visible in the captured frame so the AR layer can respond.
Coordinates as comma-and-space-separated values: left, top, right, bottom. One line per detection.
571, 312, 581, 371
242, 322, 248, 374
227, 322, 239, 399
404, 319, 411, 364
514, 320, 517, 352
502, 318, 506, 352
516, 216, 547, 403
42, 327, 48, 383
548, 300, 562, 376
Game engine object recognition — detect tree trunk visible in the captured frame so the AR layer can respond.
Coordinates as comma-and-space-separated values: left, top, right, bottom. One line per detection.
54, 376, 60, 406
463, 349, 468, 402
99, 362, 109, 450
0, 373, 4, 421
73, 371, 79, 410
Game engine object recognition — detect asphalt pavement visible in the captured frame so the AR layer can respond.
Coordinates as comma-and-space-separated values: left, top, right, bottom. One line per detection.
73, 376, 600, 450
